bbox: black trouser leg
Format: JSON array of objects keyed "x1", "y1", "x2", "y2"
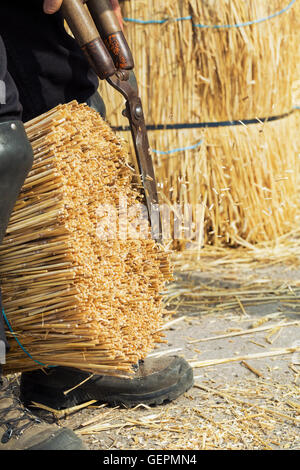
[
  {"x1": 0, "y1": 32, "x2": 34, "y2": 240},
  {"x1": 0, "y1": 33, "x2": 23, "y2": 365},
  {"x1": 0, "y1": 36, "x2": 22, "y2": 123}
]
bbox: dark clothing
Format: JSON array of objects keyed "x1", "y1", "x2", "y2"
[
  {"x1": 0, "y1": 1, "x2": 99, "y2": 122},
  {"x1": 0, "y1": 36, "x2": 22, "y2": 122}
]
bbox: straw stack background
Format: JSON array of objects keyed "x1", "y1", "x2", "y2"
[
  {"x1": 0, "y1": 102, "x2": 172, "y2": 375},
  {"x1": 101, "y1": 0, "x2": 300, "y2": 252}
]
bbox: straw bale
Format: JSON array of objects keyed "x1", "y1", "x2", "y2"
[
  {"x1": 0, "y1": 101, "x2": 172, "y2": 375},
  {"x1": 101, "y1": 0, "x2": 299, "y2": 249}
]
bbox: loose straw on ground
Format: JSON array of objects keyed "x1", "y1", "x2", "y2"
[
  {"x1": 188, "y1": 321, "x2": 300, "y2": 344},
  {"x1": 189, "y1": 346, "x2": 300, "y2": 368}
]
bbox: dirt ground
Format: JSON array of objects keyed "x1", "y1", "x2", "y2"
[
  {"x1": 67, "y1": 313, "x2": 299, "y2": 450},
  {"x1": 8, "y1": 265, "x2": 299, "y2": 451}
]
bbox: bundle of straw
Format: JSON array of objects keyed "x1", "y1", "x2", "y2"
[
  {"x1": 101, "y1": 0, "x2": 299, "y2": 248},
  {"x1": 0, "y1": 101, "x2": 172, "y2": 375}
]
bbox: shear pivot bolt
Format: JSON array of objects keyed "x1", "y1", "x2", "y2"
[{"x1": 134, "y1": 105, "x2": 143, "y2": 118}]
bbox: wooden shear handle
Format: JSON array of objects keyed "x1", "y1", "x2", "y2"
[
  {"x1": 86, "y1": 0, "x2": 134, "y2": 70},
  {"x1": 62, "y1": 0, "x2": 134, "y2": 79}
]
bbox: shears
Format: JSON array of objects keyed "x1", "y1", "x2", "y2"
[{"x1": 62, "y1": 0, "x2": 163, "y2": 244}]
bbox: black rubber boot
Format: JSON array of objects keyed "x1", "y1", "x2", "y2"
[
  {"x1": 0, "y1": 374, "x2": 87, "y2": 450},
  {"x1": 20, "y1": 356, "x2": 194, "y2": 410},
  {"x1": 0, "y1": 119, "x2": 33, "y2": 365},
  {"x1": 0, "y1": 120, "x2": 33, "y2": 243}
]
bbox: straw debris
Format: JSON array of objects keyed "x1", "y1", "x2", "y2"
[{"x1": 60, "y1": 376, "x2": 300, "y2": 450}]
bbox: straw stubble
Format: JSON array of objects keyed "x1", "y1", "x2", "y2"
[{"x1": 0, "y1": 101, "x2": 172, "y2": 375}]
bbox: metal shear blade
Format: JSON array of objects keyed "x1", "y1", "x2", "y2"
[{"x1": 107, "y1": 74, "x2": 163, "y2": 244}]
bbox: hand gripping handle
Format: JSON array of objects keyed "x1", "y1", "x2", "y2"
[{"x1": 61, "y1": 0, "x2": 116, "y2": 79}]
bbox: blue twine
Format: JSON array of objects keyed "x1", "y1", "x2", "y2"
[
  {"x1": 152, "y1": 139, "x2": 203, "y2": 156},
  {"x1": 2, "y1": 307, "x2": 57, "y2": 368},
  {"x1": 124, "y1": 0, "x2": 296, "y2": 28}
]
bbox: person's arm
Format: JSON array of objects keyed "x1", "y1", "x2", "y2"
[{"x1": 43, "y1": 0, "x2": 123, "y2": 29}]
